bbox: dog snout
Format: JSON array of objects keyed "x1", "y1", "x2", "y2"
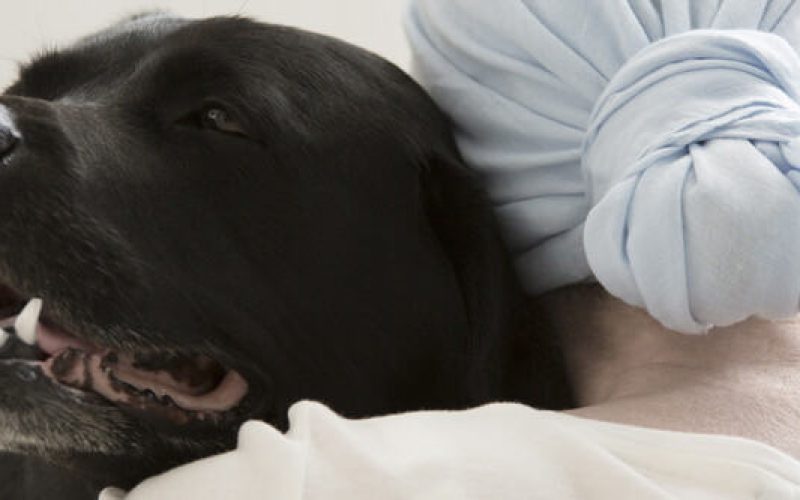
[{"x1": 0, "y1": 105, "x2": 19, "y2": 161}]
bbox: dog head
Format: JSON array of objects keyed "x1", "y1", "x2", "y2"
[{"x1": 0, "y1": 13, "x2": 570, "y2": 488}]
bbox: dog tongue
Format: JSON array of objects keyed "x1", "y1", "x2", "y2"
[{"x1": 37, "y1": 324, "x2": 96, "y2": 355}]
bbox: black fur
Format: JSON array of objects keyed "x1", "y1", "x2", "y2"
[{"x1": 0, "y1": 14, "x2": 572, "y2": 499}]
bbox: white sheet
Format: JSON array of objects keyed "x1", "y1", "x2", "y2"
[{"x1": 101, "y1": 401, "x2": 800, "y2": 499}]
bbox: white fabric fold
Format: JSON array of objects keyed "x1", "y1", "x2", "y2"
[
  {"x1": 109, "y1": 402, "x2": 800, "y2": 499},
  {"x1": 406, "y1": 0, "x2": 800, "y2": 332}
]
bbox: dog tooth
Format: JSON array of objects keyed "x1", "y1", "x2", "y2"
[
  {"x1": 15, "y1": 298, "x2": 42, "y2": 345},
  {"x1": 0, "y1": 328, "x2": 9, "y2": 348}
]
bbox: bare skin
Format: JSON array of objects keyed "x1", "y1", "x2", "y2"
[{"x1": 538, "y1": 285, "x2": 800, "y2": 458}]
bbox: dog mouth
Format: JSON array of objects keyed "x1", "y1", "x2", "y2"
[{"x1": 0, "y1": 285, "x2": 248, "y2": 426}]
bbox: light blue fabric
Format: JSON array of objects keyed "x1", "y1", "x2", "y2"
[{"x1": 406, "y1": 0, "x2": 800, "y2": 333}]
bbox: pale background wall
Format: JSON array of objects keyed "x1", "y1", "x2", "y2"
[{"x1": 0, "y1": 0, "x2": 412, "y2": 89}]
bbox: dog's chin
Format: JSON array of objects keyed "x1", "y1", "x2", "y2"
[{"x1": 0, "y1": 282, "x2": 256, "y2": 484}]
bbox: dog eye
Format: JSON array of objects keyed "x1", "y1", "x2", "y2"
[
  {"x1": 180, "y1": 105, "x2": 247, "y2": 136},
  {"x1": 201, "y1": 107, "x2": 244, "y2": 134}
]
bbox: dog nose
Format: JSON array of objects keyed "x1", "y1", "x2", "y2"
[{"x1": 0, "y1": 106, "x2": 19, "y2": 159}]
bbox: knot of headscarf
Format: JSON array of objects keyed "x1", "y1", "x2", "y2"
[
  {"x1": 406, "y1": 0, "x2": 800, "y2": 333},
  {"x1": 583, "y1": 30, "x2": 800, "y2": 332}
]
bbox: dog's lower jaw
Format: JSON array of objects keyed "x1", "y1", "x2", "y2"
[
  {"x1": 0, "y1": 355, "x2": 242, "y2": 478},
  {"x1": 0, "y1": 407, "x2": 236, "y2": 493},
  {"x1": 0, "y1": 390, "x2": 130, "y2": 457}
]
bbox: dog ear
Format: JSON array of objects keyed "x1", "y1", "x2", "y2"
[
  {"x1": 421, "y1": 149, "x2": 517, "y2": 348},
  {"x1": 421, "y1": 148, "x2": 573, "y2": 409}
]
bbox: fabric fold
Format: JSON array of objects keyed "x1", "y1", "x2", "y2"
[{"x1": 115, "y1": 401, "x2": 800, "y2": 499}]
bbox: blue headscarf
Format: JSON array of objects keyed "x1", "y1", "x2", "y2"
[{"x1": 406, "y1": 0, "x2": 800, "y2": 333}]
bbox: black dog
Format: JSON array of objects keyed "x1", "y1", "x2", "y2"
[{"x1": 0, "y1": 13, "x2": 572, "y2": 499}]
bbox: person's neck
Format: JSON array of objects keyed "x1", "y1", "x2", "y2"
[{"x1": 538, "y1": 285, "x2": 800, "y2": 457}]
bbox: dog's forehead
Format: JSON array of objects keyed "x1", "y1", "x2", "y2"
[
  {"x1": 8, "y1": 19, "x2": 195, "y2": 99},
  {"x1": 7, "y1": 15, "x2": 312, "y2": 102},
  {"x1": 74, "y1": 11, "x2": 188, "y2": 49},
  {"x1": 7, "y1": 14, "x2": 402, "y2": 113}
]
